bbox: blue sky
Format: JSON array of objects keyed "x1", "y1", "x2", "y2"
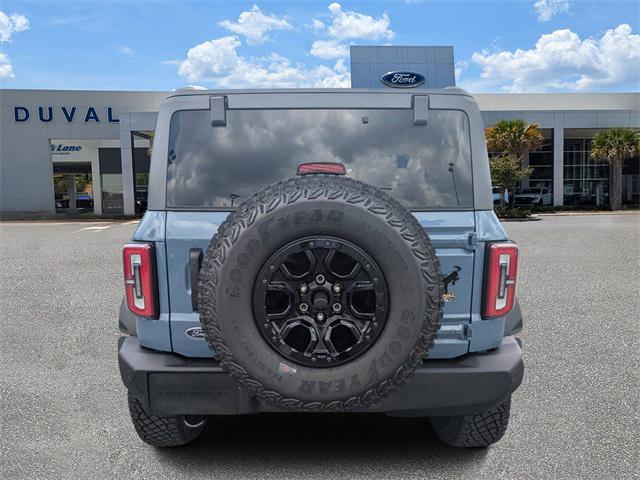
[{"x1": 1, "y1": 0, "x2": 638, "y2": 92}]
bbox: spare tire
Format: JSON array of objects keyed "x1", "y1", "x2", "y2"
[{"x1": 198, "y1": 175, "x2": 443, "y2": 411}]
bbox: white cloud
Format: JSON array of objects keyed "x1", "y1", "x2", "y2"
[
  {"x1": 534, "y1": 0, "x2": 570, "y2": 22},
  {"x1": 178, "y1": 36, "x2": 243, "y2": 82},
  {"x1": 311, "y1": 18, "x2": 325, "y2": 31},
  {"x1": 0, "y1": 11, "x2": 29, "y2": 42},
  {"x1": 0, "y1": 52, "x2": 14, "y2": 80},
  {"x1": 176, "y1": 35, "x2": 349, "y2": 88},
  {"x1": 308, "y1": 3, "x2": 393, "y2": 60},
  {"x1": 118, "y1": 46, "x2": 134, "y2": 56},
  {"x1": 323, "y1": 3, "x2": 393, "y2": 41},
  {"x1": 310, "y1": 39, "x2": 349, "y2": 59},
  {"x1": 219, "y1": 5, "x2": 291, "y2": 45},
  {"x1": 455, "y1": 60, "x2": 468, "y2": 80},
  {"x1": 312, "y1": 59, "x2": 350, "y2": 87},
  {"x1": 471, "y1": 24, "x2": 640, "y2": 92}
]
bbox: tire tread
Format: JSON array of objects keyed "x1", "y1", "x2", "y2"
[
  {"x1": 431, "y1": 397, "x2": 511, "y2": 448},
  {"x1": 127, "y1": 395, "x2": 204, "y2": 447}
]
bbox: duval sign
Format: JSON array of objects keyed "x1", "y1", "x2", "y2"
[{"x1": 14, "y1": 106, "x2": 119, "y2": 123}]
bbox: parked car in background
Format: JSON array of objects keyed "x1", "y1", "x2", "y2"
[
  {"x1": 76, "y1": 193, "x2": 94, "y2": 210},
  {"x1": 55, "y1": 193, "x2": 69, "y2": 209},
  {"x1": 54, "y1": 192, "x2": 93, "y2": 210},
  {"x1": 135, "y1": 190, "x2": 148, "y2": 214},
  {"x1": 514, "y1": 187, "x2": 552, "y2": 206}
]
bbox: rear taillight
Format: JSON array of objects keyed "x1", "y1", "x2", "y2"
[
  {"x1": 483, "y1": 242, "x2": 519, "y2": 319},
  {"x1": 123, "y1": 243, "x2": 158, "y2": 318}
]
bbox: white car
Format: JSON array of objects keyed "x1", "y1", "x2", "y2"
[{"x1": 514, "y1": 187, "x2": 552, "y2": 206}]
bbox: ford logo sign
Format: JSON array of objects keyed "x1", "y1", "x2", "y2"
[
  {"x1": 381, "y1": 71, "x2": 426, "y2": 88},
  {"x1": 185, "y1": 327, "x2": 205, "y2": 339}
]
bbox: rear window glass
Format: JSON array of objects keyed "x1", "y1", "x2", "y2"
[{"x1": 166, "y1": 108, "x2": 473, "y2": 209}]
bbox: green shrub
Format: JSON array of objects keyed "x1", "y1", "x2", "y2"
[{"x1": 495, "y1": 206, "x2": 532, "y2": 219}]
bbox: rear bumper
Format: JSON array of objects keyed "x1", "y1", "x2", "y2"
[{"x1": 119, "y1": 336, "x2": 524, "y2": 417}]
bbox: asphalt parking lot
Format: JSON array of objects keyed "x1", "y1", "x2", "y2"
[{"x1": 1, "y1": 214, "x2": 638, "y2": 479}]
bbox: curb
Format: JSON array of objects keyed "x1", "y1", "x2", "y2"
[
  {"x1": 0, "y1": 215, "x2": 140, "y2": 223},
  {"x1": 499, "y1": 216, "x2": 541, "y2": 222},
  {"x1": 535, "y1": 211, "x2": 640, "y2": 217}
]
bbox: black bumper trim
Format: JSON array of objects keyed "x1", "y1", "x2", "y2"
[{"x1": 119, "y1": 336, "x2": 524, "y2": 416}]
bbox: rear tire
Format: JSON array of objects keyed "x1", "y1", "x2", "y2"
[
  {"x1": 430, "y1": 397, "x2": 511, "y2": 448},
  {"x1": 127, "y1": 395, "x2": 206, "y2": 447}
]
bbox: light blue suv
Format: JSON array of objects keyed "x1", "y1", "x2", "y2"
[{"x1": 118, "y1": 89, "x2": 524, "y2": 448}]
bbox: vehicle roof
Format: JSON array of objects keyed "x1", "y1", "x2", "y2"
[{"x1": 168, "y1": 87, "x2": 472, "y2": 99}]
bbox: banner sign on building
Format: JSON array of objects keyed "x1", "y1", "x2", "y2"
[{"x1": 14, "y1": 106, "x2": 119, "y2": 123}]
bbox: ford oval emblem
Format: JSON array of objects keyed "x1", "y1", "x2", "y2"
[
  {"x1": 185, "y1": 327, "x2": 205, "y2": 339},
  {"x1": 381, "y1": 71, "x2": 426, "y2": 88}
]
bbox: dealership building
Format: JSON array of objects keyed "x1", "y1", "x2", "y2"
[{"x1": 1, "y1": 45, "x2": 638, "y2": 216}]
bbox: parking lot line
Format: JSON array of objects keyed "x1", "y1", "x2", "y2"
[
  {"x1": 72, "y1": 224, "x2": 113, "y2": 233},
  {"x1": 1, "y1": 221, "x2": 104, "y2": 226}
]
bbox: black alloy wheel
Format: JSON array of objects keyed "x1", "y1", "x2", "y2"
[{"x1": 253, "y1": 236, "x2": 389, "y2": 367}]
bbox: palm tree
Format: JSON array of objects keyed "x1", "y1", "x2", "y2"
[
  {"x1": 485, "y1": 119, "x2": 544, "y2": 162},
  {"x1": 590, "y1": 128, "x2": 640, "y2": 210}
]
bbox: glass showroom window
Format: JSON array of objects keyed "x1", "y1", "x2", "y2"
[
  {"x1": 131, "y1": 131, "x2": 153, "y2": 214},
  {"x1": 527, "y1": 129, "x2": 553, "y2": 191},
  {"x1": 563, "y1": 138, "x2": 610, "y2": 206},
  {"x1": 99, "y1": 148, "x2": 124, "y2": 214},
  {"x1": 133, "y1": 146, "x2": 151, "y2": 214}
]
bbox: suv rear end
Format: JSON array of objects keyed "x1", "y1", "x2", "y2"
[{"x1": 118, "y1": 89, "x2": 523, "y2": 448}]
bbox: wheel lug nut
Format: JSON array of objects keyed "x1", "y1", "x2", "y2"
[
  {"x1": 299, "y1": 303, "x2": 309, "y2": 313},
  {"x1": 332, "y1": 303, "x2": 342, "y2": 313},
  {"x1": 316, "y1": 274, "x2": 325, "y2": 284},
  {"x1": 300, "y1": 284, "x2": 308, "y2": 294},
  {"x1": 316, "y1": 313, "x2": 325, "y2": 322},
  {"x1": 333, "y1": 284, "x2": 342, "y2": 294}
]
